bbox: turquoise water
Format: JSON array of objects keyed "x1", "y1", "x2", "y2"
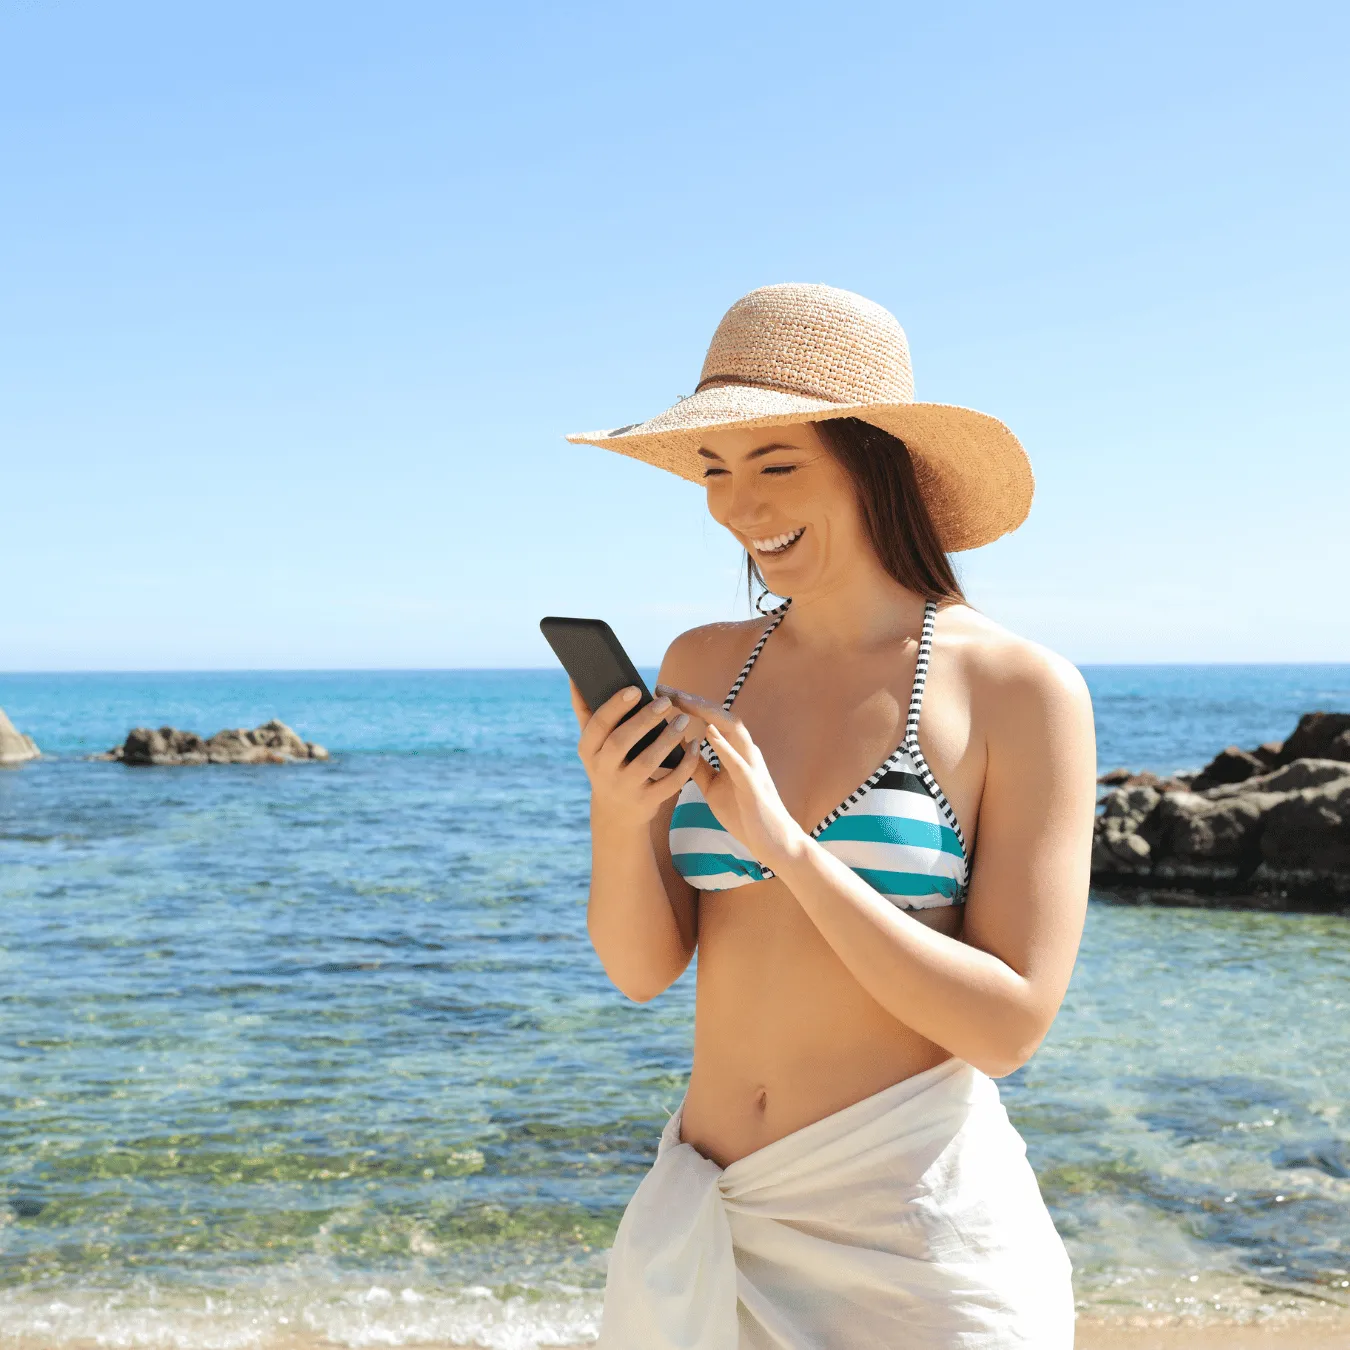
[{"x1": 1, "y1": 664, "x2": 1349, "y2": 1347}]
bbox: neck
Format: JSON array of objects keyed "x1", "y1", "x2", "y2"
[{"x1": 775, "y1": 557, "x2": 930, "y2": 653}]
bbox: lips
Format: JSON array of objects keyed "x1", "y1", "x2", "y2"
[{"x1": 751, "y1": 526, "x2": 805, "y2": 556}]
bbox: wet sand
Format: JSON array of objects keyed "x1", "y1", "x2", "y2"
[
  {"x1": 490, "y1": 1326, "x2": 1350, "y2": 1350},
  {"x1": 10, "y1": 1330, "x2": 1350, "y2": 1350},
  {"x1": 1075, "y1": 1324, "x2": 1350, "y2": 1349},
  {"x1": 531, "y1": 1324, "x2": 1350, "y2": 1350}
]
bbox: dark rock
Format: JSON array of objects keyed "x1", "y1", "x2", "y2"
[
  {"x1": 1092, "y1": 710, "x2": 1350, "y2": 910},
  {"x1": 1203, "y1": 758, "x2": 1350, "y2": 800},
  {"x1": 118, "y1": 727, "x2": 210, "y2": 766},
  {"x1": 1093, "y1": 784, "x2": 1163, "y2": 872},
  {"x1": 1190, "y1": 746, "x2": 1268, "y2": 792},
  {"x1": 99, "y1": 720, "x2": 327, "y2": 766},
  {"x1": 1157, "y1": 790, "x2": 1286, "y2": 861},
  {"x1": 1100, "y1": 784, "x2": 1162, "y2": 822},
  {"x1": 1095, "y1": 769, "x2": 1193, "y2": 793},
  {"x1": 1273, "y1": 712, "x2": 1350, "y2": 767},
  {"x1": 1260, "y1": 775, "x2": 1350, "y2": 870},
  {"x1": 0, "y1": 707, "x2": 40, "y2": 764}
]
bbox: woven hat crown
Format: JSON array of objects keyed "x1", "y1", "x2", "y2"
[{"x1": 697, "y1": 284, "x2": 916, "y2": 407}]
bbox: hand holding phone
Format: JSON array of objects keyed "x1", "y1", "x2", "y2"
[{"x1": 540, "y1": 616, "x2": 687, "y2": 771}]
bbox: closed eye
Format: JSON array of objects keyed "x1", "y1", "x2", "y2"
[{"x1": 701, "y1": 463, "x2": 797, "y2": 479}]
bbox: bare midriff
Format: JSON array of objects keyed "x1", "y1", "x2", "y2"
[{"x1": 678, "y1": 878, "x2": 965, "y2": 1168}]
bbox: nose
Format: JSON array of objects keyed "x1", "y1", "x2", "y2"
[{"x1": 721, "y1": 472, "x2": 773, "y2": 535}]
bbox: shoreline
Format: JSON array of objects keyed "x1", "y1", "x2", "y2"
[{"x1": 10, "y1": 1318, "x2": 1350, "y2": 1350}]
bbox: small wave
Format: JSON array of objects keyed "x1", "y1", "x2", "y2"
[{"x1": 0, "y1": 1280, "x2": 601, "y2": 1349}]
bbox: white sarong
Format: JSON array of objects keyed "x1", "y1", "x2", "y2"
[{"x1": 599, "y1": 1057, "x2": 1074, "y2": 1348}]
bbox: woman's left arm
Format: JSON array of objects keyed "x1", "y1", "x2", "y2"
[{"x1": 663, "y1": 646, "x2": 1098, "y2": 1078}]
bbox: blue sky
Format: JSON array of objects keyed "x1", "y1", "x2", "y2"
[{"x1": 2, "y1": 1, "x2": 1346, "y2": 670}]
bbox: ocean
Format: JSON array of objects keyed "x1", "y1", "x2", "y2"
[{"x1": 2, "y1": 663, "x2": 1349, "y2": 1347}]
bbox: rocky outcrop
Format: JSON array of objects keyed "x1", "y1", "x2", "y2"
[
  {"x1": 95, "y1": 719, "x2": 328, "y2": 766},
  {"x1": 0, "y1": 707, "x2": 40, "y2": 764},
  {"x1": 1096, "y1": 767, "x2": 1197, "y2": 793},
  {"x1": 1093, "y1": 713, "x2": 1350, "y2": 911}
]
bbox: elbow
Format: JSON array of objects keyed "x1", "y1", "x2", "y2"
[
  {"x1": 979, "y1": 1053, "x2": 1029, "y2": 1080},
  {"x1": 607, "y1": 957, "x2": 691, "y2": 1004},
  {"x1": 607, "y1": 962, "x2": 680, "y2": 1004},
  {"x1": 619, "y1": 979, "x2": 664, "y2": 1005},
  {"x1": 978, "y1": 1033, "x2": 1046, "y2": 1080}
]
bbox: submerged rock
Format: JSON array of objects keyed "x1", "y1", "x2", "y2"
[
  {"x1": 0, "y1": 707, "x2": 40, "y2": 764},
  {"x1": 1093, "y1": 713, "x2": 1350, "y2": 911},
  {"x1": 96, "y1": 719, "x2": 328, "y2": 766}
]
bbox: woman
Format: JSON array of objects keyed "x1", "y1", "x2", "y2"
[{"x1": 565, "y1": 284, "x2": 1097, "y2": 1348}]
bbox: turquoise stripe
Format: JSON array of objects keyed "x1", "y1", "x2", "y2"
[
  {"x1": 817, "y1": 813, "x2": 964, "y2": 859},
  {"x1": 670, "y1": 800, "x2": 725, "y2": 833},
  {"x1": 851, "y1": 867, "x2": 962, "y2": 899},
  {"x1": 673, "y1": 851, "x2": 766, "y2": 882}
]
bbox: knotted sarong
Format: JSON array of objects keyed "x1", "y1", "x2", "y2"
[{"x1": 599, "y1": 1057, "x2": 1074, "y2": 1348}]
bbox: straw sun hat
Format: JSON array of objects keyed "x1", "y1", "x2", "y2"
[{"x1": 566, "y1": 283, "x2": 1033, "y2": 552}]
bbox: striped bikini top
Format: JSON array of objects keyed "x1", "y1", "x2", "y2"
[{"x1": 668, "y1": 599, "x2": 970, "y2": 909}]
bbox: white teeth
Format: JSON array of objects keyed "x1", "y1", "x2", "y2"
[{"x1": 752, "y1": 527, "x2": 804, "y2": 554}]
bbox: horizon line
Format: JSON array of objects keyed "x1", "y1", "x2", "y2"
[{"x1": 5, "y1": 660, "x2": 1350, "y2": 677}]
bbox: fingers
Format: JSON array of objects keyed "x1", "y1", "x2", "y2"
[
  {"x1": 601, "y1": 695, "x2": 680, "y2": 765},
  {"x1": 642, "y1": 732, "x2": 704, "y2": 803},
  {"x1": 577, "y1": 685, "x2": 643, "y2": 759},
  {"x1": 659, "y1": 684, "x2": 757, "y2": 759},
  {"x1": 655, "y1": 683, "x2": 723, "y2": 724},
  {"x1": 629, "y1": 710, "x2": 702, "y2": 780}
]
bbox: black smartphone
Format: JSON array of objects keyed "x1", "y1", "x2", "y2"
[{"x1": 539, "y1": 616, "x2": 685, "y2": 771}]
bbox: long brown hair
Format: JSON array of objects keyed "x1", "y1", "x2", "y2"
[{"x1": 745, "y1": 416, "x2": 968, "y2": 608}]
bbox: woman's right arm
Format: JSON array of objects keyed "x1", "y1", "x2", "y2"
[{"x1": 571, "y1": 644, "x2": 707, "y2": 1003}]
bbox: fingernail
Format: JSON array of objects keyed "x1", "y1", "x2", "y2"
[
  {"x1": 671, "y1": 713, "x2": 689, "y2": 732},
  {"x1": 622, "y1": 687, "x2": 640, "y2": 703},
  {"x1": 652, "y1": 695, "x2": 671, "y2": 712}
]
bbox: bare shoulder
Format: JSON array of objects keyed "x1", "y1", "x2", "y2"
[
  {"x1": 939, "y1": 602, "x2": 1094, "y2": 744},
  {"x1": 657, "y1": 618, "x2": 767, "y2": 704}
]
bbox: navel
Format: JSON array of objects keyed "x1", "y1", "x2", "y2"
[{"x1": 753, "y1": 1085, "x2": 768, "y2": 1114}]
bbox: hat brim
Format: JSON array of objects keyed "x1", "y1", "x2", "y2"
[{"x1": 566, "y1": 383, "x2": 1033, "y2": 553}]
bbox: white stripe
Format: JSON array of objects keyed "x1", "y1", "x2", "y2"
[
  {"x1": 821, "y1": 838, "x2": 962, "y2": 877},
  {"x1": 668, "y1": 825, "x2": 761, "y2": 863},
  {"x1": 686, "y1": 869, "x2": 761, "y2": 891}
]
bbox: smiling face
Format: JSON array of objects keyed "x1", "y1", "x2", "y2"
[{"x1": 698, "y1": 422, "x2": 878, "y2": 600}]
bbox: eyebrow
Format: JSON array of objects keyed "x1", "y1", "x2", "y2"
[{"x1": 696, "y1": 442, "x2": 800, "y2": 461}]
